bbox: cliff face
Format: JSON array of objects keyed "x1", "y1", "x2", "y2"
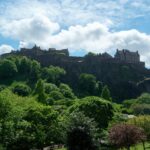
[
  {"x1": 138, "y1": 78, "x2": 150, "y2": 93},
  {"x1": 2, "y1": 47, "x2": 150, "y2": 101}
]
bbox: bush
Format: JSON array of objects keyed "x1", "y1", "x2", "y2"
[
  {"x1": 0, "y1": 85, "x2": 6, "y2": 92},
  {"x1": 128, "y1": 115, "x2": 150, "y2": 140},
  {"x1": 68, "y1": 96, "x2": 114, "y2": 128},
  {"x1": 0, "y1": 59, "x2": 18, "y2": 79},
  {"x1": 131, "y1": 104, "x2": 150, "y2": 115},
  {"x1": 44, "y1": 83, "x2": 59, "y2": 94},
  {"x1": 12, "y1": 83, "x2": 31, "y2": 96},
  {"x1": 65, "y1": 112, "x2": 98, "y2": 150},
  {"x1": 109, "y1": 124, "x2": 146, "y2": 150},
  {"x1": 42, "y1": 66, "x2": 66, "y2": 84},
  {"x1": 59, "y1": 83, "x2": 76, "y2": 99},
  {"x1": 79, "y1": 73, "x2": 97, "y2": 95},
  {"x1": 123, "y1": 93, "x2": 150, "y2": 115},
  {"x1": 49, "y1": 91, "x2": 64, "y2": 101}
]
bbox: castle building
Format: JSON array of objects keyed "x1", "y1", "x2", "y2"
[
  {"x1": 115, "y1": 49, "x2": 140, "y2": 63},
  {"x1": 1, "y1": 46, "x2": 145, "y2": 68}
]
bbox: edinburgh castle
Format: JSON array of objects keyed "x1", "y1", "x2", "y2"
[
  {"x1": 1, "y1": 45, "x2": 150, "y2": 101},
  {"x1": 3, "y1": 45, "x2": 145, "y2": 68}
]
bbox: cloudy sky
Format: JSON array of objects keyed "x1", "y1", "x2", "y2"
[{"x1": 1, "y1": 0, "x2": 150, "y2": 66}]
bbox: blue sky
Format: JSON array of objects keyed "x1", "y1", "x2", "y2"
[{"x1": 1, "y1": 0, "x2": 150, "y2": 66}]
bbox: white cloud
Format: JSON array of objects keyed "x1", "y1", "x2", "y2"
[
  {"x1": 0, "y1": 45, "x2": 14, "y2": 54},
  {"x1": 1, "y1": 15, "x2": 150, "y2": 67},
  {"x1": 1, "y1": 0, "x2": 150, "y2": 67},
  {"x1": 1, "y1": 0, "x2": 150, "y2": 28},
  {"x1": 0, "y1": 15, "x2": 60, "y2": 45}
]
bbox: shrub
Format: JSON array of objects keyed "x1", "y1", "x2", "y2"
[
  {"x1": 12, "y1": 83, "x2": 31, "y2": 96},
  {"x1": 131, "y1": 104, "x2": 150, "y2": 115},
  {"x1": 0, "y1": 59, "x2": 18, "y2": 78},
  {"x1": 44, "y1": 83, "x2": 59, "y2": 94},
  {"x1": 68, "y1": 96, "x2": 114, "y2": 128},
  {"x1": 59, "y1": 83, "x2": 76, "y2": 99},
  {"x1": 128, "y1": 115, "x2": 150, "y2": 140},
  {"x1": 49, "y1": 91, "x2": 64, "y2": 101},
  {"x1": 109, "y1": 124, "x2": 146, "y2": 150},
  {"x1": 65, "y1": 112, "x2": 98, "y2": 150}
]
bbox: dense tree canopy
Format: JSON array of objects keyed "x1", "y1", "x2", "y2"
[
  {"x1": 65, "y1": 112, "x2": 98, "y2": 150},
  {"x1": 12, "y1": 82, "x2": 31, "y2": 96},
  {"x1": 0, "y1": 59, "x2": 18, "y2": 78},
  {"x1": 79, "y1": 73, "x2": 97, "y2": 96},
  {"x1": 68, "y1": 96, "x2": 114, "y2": 128},
  {"x1": 0, "y1": 54, "x2": 149, "y2": 149},
  {"x1": 42, "y1": 66, "x2": 66, "y2": 84}
]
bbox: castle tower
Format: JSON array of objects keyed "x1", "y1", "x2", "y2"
[{"x1": 115, "y1": 49, "x2": 140, "y2": 63}]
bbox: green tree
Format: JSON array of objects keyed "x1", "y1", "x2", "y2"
[
  {"x1": 131, "y1": 104, "x2": 150, "y2": 115},
  {"x1": 79, "y1": 73, "x2": 97, "y2": 96},
  {"x1": 19, "y1": 56, "x2": 32, "y2": 74},
  {"x1": 0, "y1": 59, "x2": 18, "y2": 79},
  {"x1": 0, "y1": 89, "x2": 25, "y2": 149},
  {"x1": 42, "y1": 66, "x2": 66, "y2": 84},
  {"x1": 68, "y1": 96, "x2": 114, "y2": 128},
  {"x1": 59, "y1": 83, "x2": 76, "y2": 99},
  {"x1": 12, "y1": 83, "x2": 31, "y2": 96},
  {"x1": 49, "y1": 91, "x2": 64, "y2": 101},
  {"x1": 24, "y1": 105, "x2": 60, "y2": 149},
  {"x1": 101, "y1": 85, "x2": 112, "y2": 101},
  {"x1": 34, "y1": 79, "x2": 46, "y2": 103},
  {"x1": 44, "y1": 83, "x2": 59, "y2": 94},
  {"x1": 128, "y1": 115, "x2": 150, "y2": 140},
  {"x1": 65, "y1": 112, "x2": 98, "y2": 150},
  {"x1": 96, "y1": 81, "x2": 103, "y2": 96},
  {"x1": 29, "y1": 60, "x2": 41, "y2": 82}
]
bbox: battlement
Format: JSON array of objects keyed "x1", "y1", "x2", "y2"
[{"x1": 19, "y1": 45, "x2": 69, "y2": 57}]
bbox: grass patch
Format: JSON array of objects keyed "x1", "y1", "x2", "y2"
[
  {"x1": 57, "y1": 142, "x2": 150, "y2": 150},
  {"x1": 121, "y1": 142, "x2": 150, "y2": 150}
]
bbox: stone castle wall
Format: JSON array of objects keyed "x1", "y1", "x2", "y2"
[{"x1": 1, "y1": 46, "x2": 145, "y2": 68}]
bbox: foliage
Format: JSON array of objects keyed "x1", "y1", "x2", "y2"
[
  {"x1": 0, "y1": 54, "x2": 150, "y2": 149},
  {"x1": 128, "y1": 115, "x2": 150, "y2": 140},
  {"x1": 29, "y1": 60, "x2": 41, "y2": 81},
  {"x1": 79, "y1": 73, "x2": 97, "y2": 96},
  {"x1": 123, "y1": 93, "x2": 150, "y2": 115},
  {"x1": 0, "y1": 89, "x2": 62, "y2": 149},
  {"x1": 49, "y1": 91, "x2": 64, "y2": 101},
  {"x1": 109, "y1": 124, "x2": 146, "y2": 150},
  {"x1": 59, "y1": 83, "x2": 76, "y2": 99},
  {"x1": 24, "y1": 104, "x2": 61, "y2": 149},
  {"x1": 44, "y1": 83, "x2": 59, "y2": 94},
  {"x1": 0, "y1": 59, "x2": 18, "y2": 79},
  {"x1": 101, "y1": 85, "x2": 112, "y2": 101},
  {"x1": 68, "y1": 96, "x2": 114, "y2": 128},
  {"x1": 0, "y1": 85, "x2": 6, "y2": 92},
  {"x1": 65, "y1": 112, "x2": 99, "y2": 150},
  {"x1": 131, "y1": 104, "x2": 150, "y2": 115},
  {"x1": 34, "y1": 79, "x2": 47, "y2": 103},
  {"x1": 0, "y1": 89, "x2": 28, "y2": 149},
  {"x1": 11, "y1": 82, "x2": 31, "y2": 96},
  {"x1": 18, "y1": 56, "x2": 32, "y2": 74},
  {"x1": 42, "y1": 66, "x2": 66, "y2": 84}
]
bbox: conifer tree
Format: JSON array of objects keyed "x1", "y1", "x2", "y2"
[
  {"x1": 35, "y1": 79, "x2": 46, "y2": 103},
  {"x1": 101, "y1": 85, "x2": 112, "y2": 101}
]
